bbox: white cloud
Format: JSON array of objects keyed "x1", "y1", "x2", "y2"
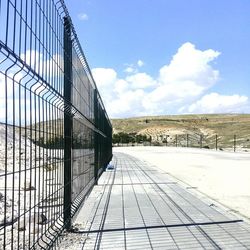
[
  {"x1": 92, "y1": 42, "x2": 248, "y2": 118},
  {"x1": 124, "y1": 59, "x2": 144, "y2": 74},
  {"x1": 183, "y1": 93, "x2": 249, "y2": 114},
  {"x1": 92, "y1": 68, "x2": 118, "y2": 103},
  {"x1": 108, "y1": 90, "x2": 145, "y2": 117},
  {"x1": 159, "y1": 43, "x2": 220, "y2": 85},
  {"x1": 92, "y1": 69, "x2": 147, "y2": 116},
  {"x1": 126, "y1": 73, "x2": 156, "y2": 89},
  {"x1": 92, "y1": 68, "x2": 117, "y2": 87},
  {"x1": 78, "y1": 13, "x2": 89, "y2": 21},
  {"x1": 124, "y1": 67, "x2": 136, "y2": 74},
  {"x1": 137, "y1": 60, "x2": 144, "y2": 67},
  {"x1": 114, "y1": 79, "x2": 129, "y2": 94}
]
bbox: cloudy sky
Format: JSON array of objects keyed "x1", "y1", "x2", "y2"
[{"x1": 66, "y1": 0, "x2": 250, "y2": 118}]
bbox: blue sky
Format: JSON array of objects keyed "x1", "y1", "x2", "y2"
[{"x1": 65, "y1": 0, "x2": 250, "y2": 118}]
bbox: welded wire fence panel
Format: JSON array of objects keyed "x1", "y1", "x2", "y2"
[
  {"x1": 112, "y1": 133, "x2": 250, "y2": 152},
  {"x1": 186, "y1": 133, "x2": 202, "y2": 148},
  {"x1": 0, "y1": 0, "x2": 112, "y2": 249}
]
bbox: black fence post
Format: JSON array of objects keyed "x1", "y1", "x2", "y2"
[
  {"x1": 94, "y1": 89, "x2": 99, "y2": 184},
  {"x1": 63, "y1": 16, "x2": 73, "y2": 231},
  {"x1": 215, "y1": 134, "x2": 218, "y2": 150},
  {"x1": 186, "y1": 134, "x2": 189, "y2": 147},
  {"x1": 234, "y1": 134, "x2": 236, "y2": 152}
]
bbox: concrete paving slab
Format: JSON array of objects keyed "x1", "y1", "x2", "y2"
[
  {"x1": 60, "y1": 152, "x2": 250, "y2": 249},
  {"x1": 114, "y1": 146, "x2": 250, "y2": 220}
]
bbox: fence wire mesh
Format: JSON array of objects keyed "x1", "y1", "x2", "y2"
[
  {"x1": 113, "y1": 133, "x2": 248, "y2": 152},
  {"x1": 0, "y1": 0, "x2": 112, "y2": 249}
]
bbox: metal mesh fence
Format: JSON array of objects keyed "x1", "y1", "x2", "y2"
[
  {"x1": 113, "y1": 133, "x2": 249, "y2": 152},
  {"x1": 0, "y1": 0, "x2": 112, "y2": 249}
]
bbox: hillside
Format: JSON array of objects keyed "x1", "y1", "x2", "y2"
[{"x1": 111, "y1": 114, "x2": 250, "y2": 150}]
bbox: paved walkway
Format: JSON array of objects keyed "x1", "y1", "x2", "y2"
[{"x1": 71, "y1": 152, "x2": 250, "y2": 249}]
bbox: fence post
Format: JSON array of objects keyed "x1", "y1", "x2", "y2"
[
  {"x1": 215, "y1": 134, "x2": 218, "y2": 150},
  {"x1": 186, "y1": 134, "x2": 189, "y2": 147},
  {"x1": 200, "y1": 134, "x2": 203, "y2": 148},
  {"x1": 94, "y1": 89, "x2": 99, "y2": 184},
  {"x1": 234, "y1": 134, "x2": 236, "y2": 152},
  {"x1": 63, "y1": 17, "x2": 73, "y2": 230},
  {"x1": 176, "y1": 134, "x2": 178, "y2": 147}
]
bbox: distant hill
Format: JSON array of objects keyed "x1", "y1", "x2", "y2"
[{"x1": 111, "y1": 114, "x2": 250, "y2": 151}]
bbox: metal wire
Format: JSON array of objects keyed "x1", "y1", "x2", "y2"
[{"x1": 0, "y1": 0, "x2": 112, "y2": 249}]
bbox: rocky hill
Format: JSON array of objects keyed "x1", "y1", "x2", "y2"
[{"x1": 111, "y1": 114, "x2": 250, "y2": 150}]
